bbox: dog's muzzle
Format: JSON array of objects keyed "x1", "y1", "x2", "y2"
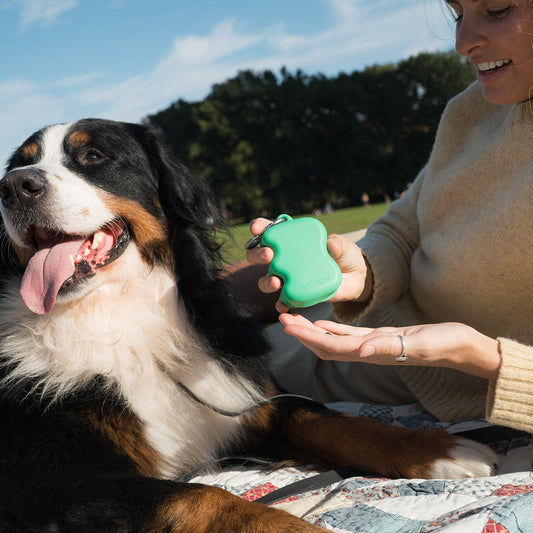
[{"x1": 0, "y1": 168, "x2": 47, "y2": 210}]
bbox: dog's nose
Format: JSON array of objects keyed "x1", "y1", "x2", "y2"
[{"x1": 0, "y1": 168, "x2": 47, "y2": 208}]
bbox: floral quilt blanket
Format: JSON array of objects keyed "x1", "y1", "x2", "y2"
[{"x1": 193, "y1": 403, "x2": 533, "y2": 533}]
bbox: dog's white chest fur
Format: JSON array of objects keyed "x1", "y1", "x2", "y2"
[{"x1": 0, "y1": 245, "x2": 263, "y2": 478}]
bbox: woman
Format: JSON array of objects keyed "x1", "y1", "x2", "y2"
[{"x1": 246, "y1": 0, "x2": 533, "y2": 432}]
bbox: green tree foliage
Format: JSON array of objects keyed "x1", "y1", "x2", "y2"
[{"x1": 145, "y1": 50, "x2": 475, "y2": 220}]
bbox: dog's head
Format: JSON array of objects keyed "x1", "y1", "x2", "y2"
[{"x1": 0, "y1": 119, "x2": 267, "y2": 358}]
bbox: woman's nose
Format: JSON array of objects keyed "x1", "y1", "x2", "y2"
[{"x1": 455, "y1": 16, "x2": 486, "y2": 57}]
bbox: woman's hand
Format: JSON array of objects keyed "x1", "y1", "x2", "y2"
[
  {"x1": 245, "y1": 218, "x2": 373, "y2": 313},
  {"x1": 279, "y1": 314, "x2": 502, "y2": 380}
]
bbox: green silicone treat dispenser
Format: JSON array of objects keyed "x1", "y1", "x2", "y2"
[{"x1": 249, "y1": 214, "x2": 342, "y2": 308}]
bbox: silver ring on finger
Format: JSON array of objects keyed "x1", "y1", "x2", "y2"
[{"x1": 395, "y1": 335, "x2": 408, "y2": 362}]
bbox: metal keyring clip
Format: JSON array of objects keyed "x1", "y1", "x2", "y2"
[{"x1": 244, "y1": 216, "x2": 287, "y2": 250}]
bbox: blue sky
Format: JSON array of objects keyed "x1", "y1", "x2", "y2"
[{"x1": 0, "y1": 0, "x2": 455, "y2": 166}]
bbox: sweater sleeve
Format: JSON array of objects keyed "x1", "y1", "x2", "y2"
[
  {"x1": 332, "y1": 166, "x2": 426, "y2": 325},
  {"x1": 486, "y1": 337, "x2": 533, "y2": 433}
]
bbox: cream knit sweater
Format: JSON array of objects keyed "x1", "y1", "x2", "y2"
[{"x1": 333, "y1": 82, "x2": 533, "y2": 432}]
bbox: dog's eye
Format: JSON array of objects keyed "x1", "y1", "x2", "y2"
[{"x1": 80, "y1": 149, "x2": 106, "y2": 165}]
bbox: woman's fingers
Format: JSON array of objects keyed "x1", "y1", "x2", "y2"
[
  {"x1": 279, "y1": 316, "x2": 420, "y2": 363},
  {"x1": 326, "y1": 234, "x2": 373, "y2": 302},
  {"x1": 357, "y1": 334, "x2": 407, "y2": 359},
  {"x1": 280, "y1": 314, "x2": 363, "y2": 359},
  {"x1": 249, "y1": 217, "x2": 272, "y2": 235},
  {"x1": 279, "y1": 313, "x2": 329, "y2": 333}
]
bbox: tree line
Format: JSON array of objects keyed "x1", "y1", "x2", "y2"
[{"x1": 145, "y1": 50, "x2": 475, "y2": 221}]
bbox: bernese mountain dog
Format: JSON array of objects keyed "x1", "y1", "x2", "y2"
[{"x1": 0, "y1": 119, "x2": 496, "y2": 532}]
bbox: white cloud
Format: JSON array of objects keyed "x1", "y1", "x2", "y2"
[
  {"x1": 93, "y1": 19, "x2": 265, "y2": 120},
  {"x1": 52, "y1": 72, "x2": 105, "y2": 89},
  {"x1": 0, "y1": 0, "x2": 456, "y2": 164},
  {"x1": 262, "y1": 0, "x2": 454, "y2": 74},
  {"x1": 327, "y1": 0, "x2": 361, "y2": 24},
  {"x1": 0, "y1": 78, "x2": 36, "y2": 102},
  {"x1": 16, "y1": 0, "x2": 79, "y2": 30},
  {"x1": 0, "y1": 91, "x2": 68, "y2": 169},
  {"x1": 114, "y1": 1, "x2": 452, "y2": 120},
  {"x1": 168, "y1": 19, "x2": 262, "y2": 65}
]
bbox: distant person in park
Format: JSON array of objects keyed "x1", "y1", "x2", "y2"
[{"x1": 240, "y1": 0, "x2": 533, "y2": 433}]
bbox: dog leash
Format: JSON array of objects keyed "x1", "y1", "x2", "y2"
[
  {"x1": 449, "y1": 425, "x2": 529, "y2": 444},
  {"x1": 174, "y1": 380, "x2": 323, "y2": 417},
  {"x1": 174, "y1": 381, "x2": 530, "y2": 503},
  {"x1": 178, "y1": 425, "x2": 529, "y2": 504},
  {"x1": 254, "y1": 425, "x2": 530, "y2": 505},
  {"x1": 254, "y1": 466, "x2": 362, "y2": 505}
]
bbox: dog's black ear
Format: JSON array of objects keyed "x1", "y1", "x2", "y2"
[{"x1": 129, "y1": 124, "x2": 270, "y2": 364}]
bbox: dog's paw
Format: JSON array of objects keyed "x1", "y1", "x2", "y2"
[{"x1": 427, "y1": 437, "x2": 499, "y2": 479}]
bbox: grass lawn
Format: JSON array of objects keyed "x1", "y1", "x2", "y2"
[{"x1": 219, "y1": 203, "x2": 389, "y2": 264}]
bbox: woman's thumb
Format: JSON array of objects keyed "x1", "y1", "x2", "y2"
[{"x1": 327, "y1": 234, "x2": 363, "y2": 273}]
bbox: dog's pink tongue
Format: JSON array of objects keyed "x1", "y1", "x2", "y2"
[{"x1": 20, "y1": 237, "x2": 86, "y2": 314}]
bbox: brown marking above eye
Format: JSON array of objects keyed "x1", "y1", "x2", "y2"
[
  {"x1": 21, "y1": 142, "x2": 38, "y2": 160},
  {"x1": 69, "y1": 131, "x2": 91, "y2": 147}
]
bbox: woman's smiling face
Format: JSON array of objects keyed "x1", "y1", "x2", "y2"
[{"x1": 447, "y1": 0, "x2": 533, "y2": 104}]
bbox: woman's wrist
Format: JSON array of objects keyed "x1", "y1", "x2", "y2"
[{"x1": 450, "y1": 325, "x2": 501, "y2": 380}]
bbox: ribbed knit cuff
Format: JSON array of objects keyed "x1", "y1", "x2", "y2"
[{"x1": 486, "y1": 338, "x2": 533, "y2": 433}]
